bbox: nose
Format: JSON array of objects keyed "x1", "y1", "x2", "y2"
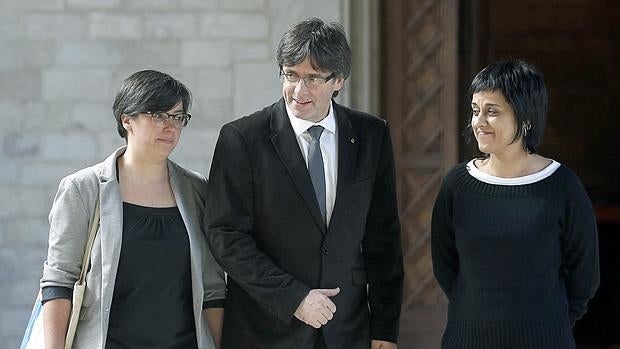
[
  {"x1": 293, "y1": 79, "x2": 310, "y2": 93},
  {"x1": 471, "y1": 112, "x2": 487, "y2": 128}
]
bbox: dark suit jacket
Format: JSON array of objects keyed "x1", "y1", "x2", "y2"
[{"x1": 206, "y1": 99, "x2": 404, "y2": 349}]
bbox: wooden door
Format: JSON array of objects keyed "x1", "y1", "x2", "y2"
[{"x1": 381, "y1": 0, "x2": 459, "y2": 347}]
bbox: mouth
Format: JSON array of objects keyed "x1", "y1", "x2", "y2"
[
  {"x1": 157, "y1": 138, "x2": 174, "y2": 144},
  {"x1": 293, "y1": 98, "x2": 312, "y2": 106},
  {"x1": 476, "y1": 130, "x2": 493, "y2": 136}
]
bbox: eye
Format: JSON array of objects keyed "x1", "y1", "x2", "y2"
[
  {"x1": 487, "y1": 109, "x2": 498, "y2": 116},
  {"x1": 153, "y1": 112, "x2": 168, "y2": 120},
  {"x1": 472, "y1": 108, "x2": 480, "y2": 116},
  {"x1": 284, "y1": 73, "x2": 299, "y2": 82}
]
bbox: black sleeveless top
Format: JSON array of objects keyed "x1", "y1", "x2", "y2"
[{"x1": 105, "y1": 202, "x2": 197, "y2": 349}]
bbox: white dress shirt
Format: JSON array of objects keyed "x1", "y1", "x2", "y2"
[{"x1": 286, "y1": 101, "x2": 338, "y2": 224}]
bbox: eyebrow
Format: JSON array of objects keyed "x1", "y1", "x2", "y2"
[
  {"x1": 471, "y1": 102, "x2": 502, "y2": 108},
  {"x1": 282, "y1": 69, "x2": 325, "y2": 78}
]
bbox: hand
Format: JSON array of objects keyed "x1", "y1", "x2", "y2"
[
  {"x1": 371, "y1": 340, "x2": 397, "y2": 349},
  {"x1": 294, "y1": 288, "x2": 340, "y2": 328}
]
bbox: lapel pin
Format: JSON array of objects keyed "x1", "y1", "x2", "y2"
[{"x1": 350, "y1": 138, "x2": 355, "y2": 144}]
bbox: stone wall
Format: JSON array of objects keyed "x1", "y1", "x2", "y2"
[{"x1": 0, "y1": 0, "x2": 346, "y2": 346}]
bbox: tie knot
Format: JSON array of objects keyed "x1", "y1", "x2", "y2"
[{"x1": 307, "y1": 125, "x2": 324, "y2": 141}]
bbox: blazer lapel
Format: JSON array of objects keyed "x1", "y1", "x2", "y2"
[
  {"x1": 328, "y1": 103, "x2": 358, "y2": 232},
  {"x1": 97, "y1": 147, "x2": 125, "y2": 315},
  {"x1": 168, "y1": 162, "x2": 196, "y2": 237},
  {"x1": 269, "y1": 99, "x2": 326, "y2": 232},
  {"x1": 168, "y1": 163, "x2": 203, "y2": 299}
]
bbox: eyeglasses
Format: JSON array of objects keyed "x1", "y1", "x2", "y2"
[
  {"x1": 280, "y1": 72, "x2": 335, "y2": 88},
  {"x1": 146, "y1": 111, "x2": 191, "y2": 128}
]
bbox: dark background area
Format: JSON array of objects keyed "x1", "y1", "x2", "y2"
[{"x1": 460, "y1": 1, "x2": 620, "y2": 347}]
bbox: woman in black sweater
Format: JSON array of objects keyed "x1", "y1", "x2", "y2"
[{"x1": 431, "y1": 60, "x2": 600, "y2": 348}]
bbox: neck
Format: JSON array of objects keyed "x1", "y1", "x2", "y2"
[
  {"x1": 119, "y1": 146, "x2": 168, "y2": 182},
  {"x1": 480, "y1": 150, "x2": 535, "y2": 178}
]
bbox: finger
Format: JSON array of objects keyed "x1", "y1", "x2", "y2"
[
  {"x1": 317, "y1": 287, "x2": 340, "y2": 297},
  {"x1": 307, "y1": 319, "x2": 321, "y2": 328},
  {"x1": 308, "y1": 289, "x2": 320, "y2": 297},
  {"x1": 323, "y1": 298, "x2": 337, "y2": 313},
  {"x1": 308, "y1": 307, "x2": 331, "y2": 322},
  {"x1": 318, "y1": 306, "x2": 333, "y2": 319},
  {"x1": 324, "y1": 309, "x2": 334, "y2": 321}
]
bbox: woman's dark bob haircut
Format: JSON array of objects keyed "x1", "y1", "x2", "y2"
[
  {"x1": 112, "y1": 70, "x2": 191, "y2": 139},
  {"x1": 276, "y1": 17, "x2": 351, "y2": 97},
  {"x1": 466, "y1": 59, "x2": 548, "y2": 157}
]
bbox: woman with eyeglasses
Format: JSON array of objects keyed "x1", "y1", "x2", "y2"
[{"x1": 39, "y1": 70, "x2": 225, "y2": 349}]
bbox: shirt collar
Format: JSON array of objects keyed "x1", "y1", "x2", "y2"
[{"x1": 286, "y1": 100, "x2": 337, "y2": 137}]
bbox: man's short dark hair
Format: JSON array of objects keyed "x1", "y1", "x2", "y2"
[
  {"x1": 465, "y1": 59, "x2": 549, "y2": 156},
  {"x1": 276, "y1": 18, "x2": 351, "y2": 97},
  {"x1": 112, "y1": 70, "x2": 191, "y2": 139}
]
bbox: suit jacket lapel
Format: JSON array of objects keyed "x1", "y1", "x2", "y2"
[
  {"x1": 269, "y1": 99, "x2": 326, "y2": 232},
  {"x1": 328, "y1": 103, "x2": 358, "y2": 232}
]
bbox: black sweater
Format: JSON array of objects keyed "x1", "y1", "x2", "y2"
[{"x1": 431, "y1": 162, "x2": 600, "y2": 349}]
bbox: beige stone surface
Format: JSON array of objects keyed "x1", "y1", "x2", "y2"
[{"x1": 0, "y1": 2, "x2": 347, "y2": 347}]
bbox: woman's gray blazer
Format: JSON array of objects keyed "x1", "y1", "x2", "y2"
[{"x1": 40, "y1": 146, "x2": 226, "y2": 349}]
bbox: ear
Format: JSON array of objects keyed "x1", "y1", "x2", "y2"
[
  {"x1": 333, "y1": 76, "x2": 345, "y2": 92},
  {"x1": 121, "y1": 114, "x2": 132, "y2": 131}
]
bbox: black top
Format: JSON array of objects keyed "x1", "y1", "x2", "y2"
[
  {"x1": 105, "y1": 202, "x2": 196, "y2": 349},
  {"x1": 431, "y1": 162, "x2": 600, "y2": 349},
  {"x1": 42, "y1": 199, "x2": 225, "y2": 346}
]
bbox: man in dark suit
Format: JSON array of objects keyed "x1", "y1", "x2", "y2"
[{"x1": 206, "y1": 18, "x2": 404, "y2": 349}]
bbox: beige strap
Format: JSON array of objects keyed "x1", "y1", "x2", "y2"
[{"x1": 64, "y1": 194, "x2": 100, "y2": 348}]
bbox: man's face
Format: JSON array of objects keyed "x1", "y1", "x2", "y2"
[{"x1": 281, "y1": 58, "x2": 344, "y2": 122}]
